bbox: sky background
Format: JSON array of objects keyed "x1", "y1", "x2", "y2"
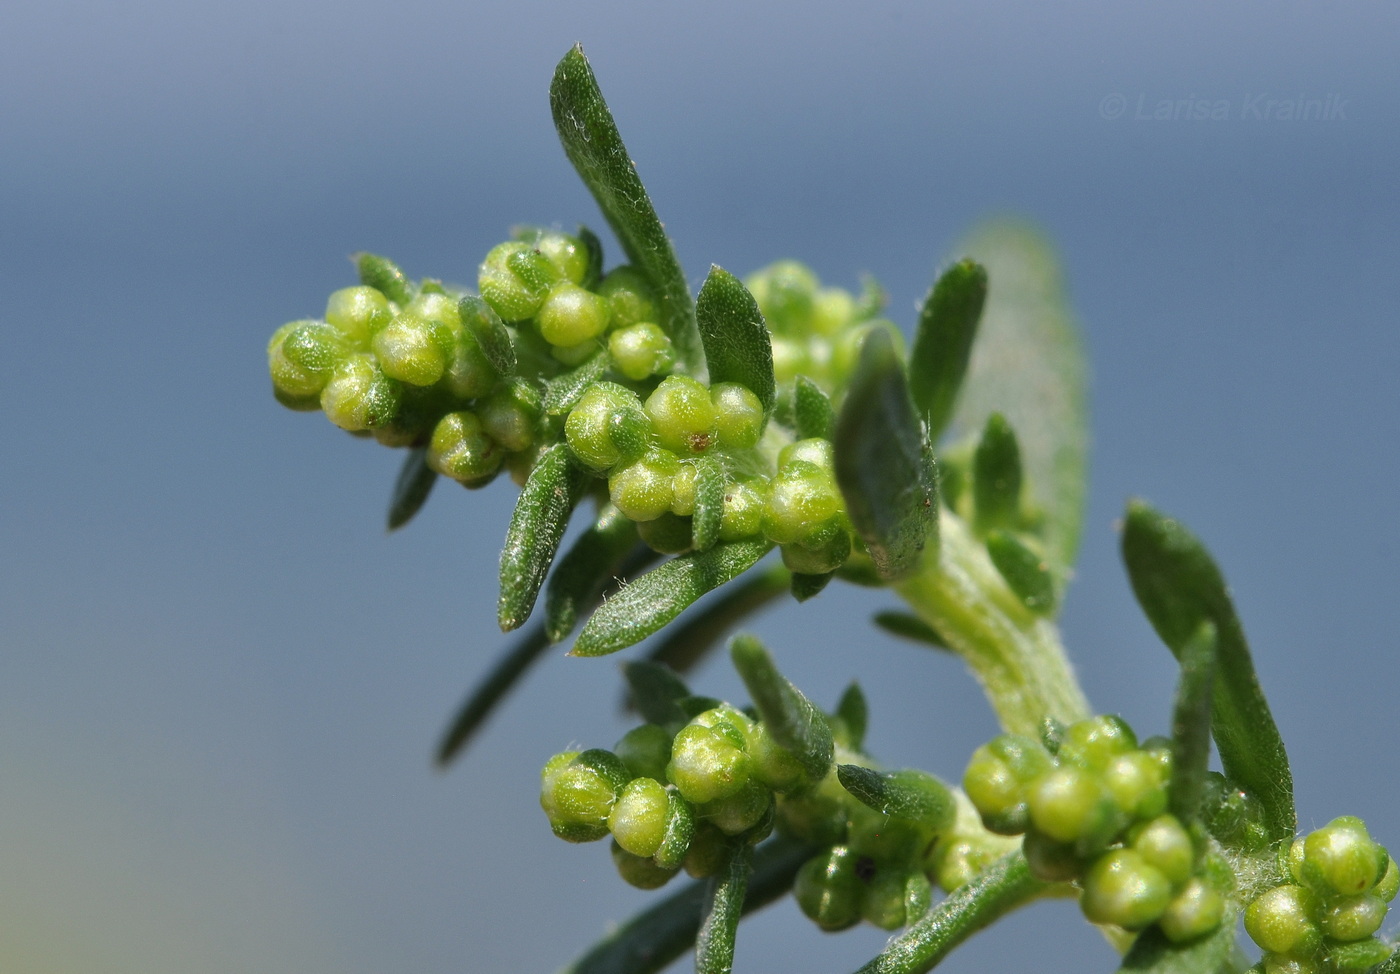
[{"x1": 3, "y1": 2, "x2": 1399, "y2": 972}]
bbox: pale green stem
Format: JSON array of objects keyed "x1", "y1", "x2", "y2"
[{"x1": 894, "y1": 510, "x2": 1090, "y2": 735}]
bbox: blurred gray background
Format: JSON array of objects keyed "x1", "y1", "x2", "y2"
[{"x1": 3, "y1": 2, "x2": 1398, "y2": 971}]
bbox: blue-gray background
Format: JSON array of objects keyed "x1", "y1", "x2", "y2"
[{"x1": 3, "y1": 2, "x2": 1397, "y2": 971}]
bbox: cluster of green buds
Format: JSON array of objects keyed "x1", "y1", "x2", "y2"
[
  {"x1": 963, "y1": 715, "x2": 1229, "y2": 941},
  {"x1": 1244, "y1": 817, "x2": 1398, "y2": 974}
]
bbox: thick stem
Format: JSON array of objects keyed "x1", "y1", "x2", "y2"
[{"x1": 894, "y1": 510, "x2": 1090, "y2": 735}]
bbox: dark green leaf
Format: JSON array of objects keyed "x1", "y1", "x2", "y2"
[
  {"x1": 695, "y1": 266, "x2": 775, "y2": 418},
  {"x1": 572, "y1": 540, "x2": 774, "y2": 657},
  {"x1": 834, "y1": 328, "x2": 938, "y2": 580},
  {"x1": 691, "y1": 457, "x2": 725, "y2": 552},
  {"x1": 696, "y1": 843, "x2": 751, "y2": 974},
  {"x1": 984, "y1": 530, "x2": 1057, "y2": 615},
  {"x1": 623, "y1": 660, "x2": 692, "y2": 728},
  {"x1": 458, "y1": 294, "x2": 517, "y2": 376},
  {"x1": 1169, "y1": 621, "x2": 1217, "y2": 831},
  {"x1": 790, "y1": 571, "x2": 834, "y2": 602},
  {"x1": 1115, "y1": 911, "x2": 1239, "y2": 974},
  {"x1": 853, "y1": 850, "x2": 1046, "y2": 974},
  {"x1": 730, "y1": 634, "x2": 833, "y2": 782},
  {"x1": 386, "y1": 446, "x2": 437, "y2": 532},
  {"x1": 834, "y1": 682, "x2": 868, "y2": 750},
  {"x1": 435, "y1": 623, "x2": 550, "y2": 767},
  {"x1": 871, "y1": 611, "x2": 950, "y2": 650},
  {"x1": 498, "y1": 444, "x2": 588, "y2": 631},
  {"x1": 544, "y1": 506, "x2": 643, "y2": 643},
  {"x1": 945, "y1": 222, "x2": 1089, "y2": 569},
  {"x1": 794, "y1": 375, "x2": 834, "y2": 440},
  {"x1": 1121, "y1": 500, "x2": 1295, "y2": 842},
  {"x1": 908, "y1": 258, "x2": 988, "y2": 442},
  {"x1": 578, "y1": 224, "x2": 604, "y2": 290},
  {"x1": 354, "y1": 251, "x2": 411, "y2": 305},
  {"x1": 837, "y1": 765, "x2": 955, "y2": 829},
  {"x1": 543, "y1": 351, "x2": 609, "y2": 415},
  {"x1": 558, "y1": 836, "x2": 812, "y2": 974},
  {"x1": 972, "y1": 413, "x2": 1022, "y2": 533},
  {"x1": 549, "y1": 46, "x2": 702, "y2": 374},
  {"x1": 644, "y1": 562, "x2": 789, "y2": 675}
]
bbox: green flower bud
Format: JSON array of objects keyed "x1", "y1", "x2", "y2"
[
  {"x1": 963, "y1": 734, "x2": 1052, "y2": 836},
  {"x1": 778, "y1": 438, "x2": 835, "y2": 471},
  {"x1": 1102, "y1": 751, "x2": 1169, "y2": 820},
  {"x1": 1302, "y1": 817, "x2": 1385, "y2": 896},
  {"x1": 536, "y1": 283, "x2": 611, "y2": 347},
  {"x1": 636, "y1": 512, "x2": 694, "y2": 554},
  {"x1": 478, "y1": 241, "x2": 552, "y2": 322},
  {"x1": 1022, "y1": 830, "x2": 1082, "y2": 882},
  {"x1": 775, "y1": 771, "x2": 849, "y2": 846},
  {"x1": 645, "y1": 376, "x2": 719, "y2": 456},
  {"x1": 762, "y1": 461, "x2": 842, "y2": 545},
  {"x1": 1373, "y1": 854, "x2": 1398, "y2": 902},
  {"x1": 478, "y1": 378, "x2": 541, "y2": 453},
  {"x1": 428, "y1": 411, "x2": 503, "y2": 485},
  {"x1": 1246, "y1": 885, "x2": 1323, "y2": 956},
  {"x1": 689, "y1": 705, "x2": 754, "y2": 749},
  {"x1": 748, "y1": 260, "x2": 818, "y2": 334},
  {"x1": 811, "y1": 287, "x2": 856, "y2": 336},
  {"x1": 269, "y1": 321, "x2": 337, "y2": 398},
  {"x1": 653, "y1": 789, "x2": 696, "y2": 871},
  {"x1": 1059, "y1": 715, "x2": 1138, "y2": 772},
  {"x1": 609, "y1": 777, "x2": 671, "y2": 857},
  {"x1": 770, "y1": 337, "x2": 811, "y2": 385},
  {"x1": 1129, "y1": 815, "x2": 1195, "y2": 887},
  {"x1": 1321, "y1": 894, "x2": 1387, "y2": 942},
  {"x1": 597, "y1": 266, "x2": 659, "y2": 329},
  {"x1": 610, "y1": 449, "x2": 681, "y2": 522},
  {"x1": 929, "y1": 837, "x2": 997, "y2": 892},
  {"x1": 780, "y1": 520, "x2": 851, "y2": 575},
  {"x1": 550, "y1": 338, "x2": 599, "y2": 366},
  {"x1": 1080, "y1": 848, "x2": 1173, "y2": 930},
  {"x1": 1159, "y1": 876, "x2": 1227, "y2": 943},
  {"x1": 682, "y1": 822, "x2": 731, "y2": 879},
  {"x1": 540, "y1": 748, "x2": 631, "y2": 843},
  {"x1": 517, "y1": 227, "x2": 591, "y2": 285},
  {"x1": 611, "y1": 840, "x2": 680, "y2": 890},
  {"x1": 373, "y1": 312, "x2": 449, "y2": 386},
  {"x1": 700, "y1": 777, "x2": 772, "y2": 836},
  {"x1": 608, "y1": 322, "x2": 675, "y2": 381},
  {"x1": 320, "y1": 354, "x2": 401, "y2": 431},
  {"x1": 794, "y1": 845, "x2": 863, "y2": 932},
  {"x1": 1027, "y1": 766, "x2": 1118, "y2": 846},
  {"x1": 862, "y1": 866, "x2": 932, "y2": 931},
  {"x1": 847, "y1": 801, "x2": 932, "y2": 865},
  {"x1": 565, "y1": 383, "x2": 648, "y2": 472},
  {"x1": 719, "y1": 480, "x2": 765, "y2": 541},
  {"x1": 615, "y1": 724, "x2": 673, "y2": 782},
  {"x1": 324, "y1": 285, "x2": 391, "y2": 347},
  {"x1": 747, "y1": 723, "x2": 808, "y2": 793},
  {"x1": 830, "y1": 320, "x2": 904, "y2": 385},
  {"x1": 710, "y1": 383, "x2": 765, "y2": 450},
  {"x1": 667, "y1": 723, "x2": 752, "y2": 804},
  {"x1": 372, "y1": 383, "x2": 443, "y2": 448},
  {"x1": 670, "y1": 463, "x2": 698, "y2": 516}
]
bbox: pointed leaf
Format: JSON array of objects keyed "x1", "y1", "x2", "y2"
[
  {"x1": 1115, "y1": 911, "x2": 1239, "y2": 974},
  {"x1": 623, "y1": 660, "x2": 692, "y2": 728},
  {"x1": 386, "y1": 446, "x2": 437, "y2": 532},
  {"x1": 578, "y1": 224, "x2": 604, "y2": 290},
  {"x1": 834, "y1": 328, "x2": 938, "y2": 580},
  {"x1": 354, "y1": 252, "x2": 411, "y2": 305},
  {"x1": 730, "y1": 634, "x2": 833, "y2": 782},
  {"x1": 691, "y1": 457, "x2": 725, "y2": 552},
  {"x1": 946, "y1": 222, "x2": 1088, "y2": 569},
  {"x1": 794, "y1": 375, "x2": 834, "y2": 440},
  {"x1": 644, "y1": 562, "x2": 789, "y2": 675},
  {"x1": 544, "y1": 506, "x2": 644, "y2": 642},
  {"x1": 458, "y1": 295, "x2": 517, "y2": 376},
  {"x1": 984, "y1": 530, "x2": 1057, "y2": 615},
  {"x1": 972, "y1": 412, "x2": 1022, "y2": 533},
  {"x1": 1169, "y1": 621, "x2": 1217, "y2": 831},
  {"x1": 837, "y1": 766, "x2": 956, "y2": 831},
  {"x1": 549, "y1": 46, "x2": 702, "y2": 374},
  {"x1": 695, "y1": 266, "x2": 775, "y2": 418},
  {"x1": 543, "y1": 350, "x2": 609, "y2": 415},
  {"x1": 834, "y1": 682, "x2": 869, "y2": 750},
  {"x1": 696, "y1": 843, "x2": 751, "y2": 974},
  {"x1": 1121, "y1": 500, "x2": 1294, "y2": 842},
  {"x1": 497, "y1": 444, "x2": 588, "y2": 631},
  {"x1": 573, "y1": 540, "x2": 774, "y2": 657},
  {"x1": 790, "y1": 571, "x2": 833, "y2": 602},
  {"x1": 871, "y1": 610, "x2": 950, "y2": 650},
  {"x1": 908, "y1": 258, "x2": 988, "y2": 442},
  {"x1": 435, "y1": 623, "x2": 550, "y2": 767}
]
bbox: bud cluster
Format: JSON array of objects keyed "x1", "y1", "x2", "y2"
[
  {"x1": 963, "y1": 715, "x2": 1228, "y2": 941},
  {"x1": 1244, "y1": 817, "x2": 1398, "y2": 974}
]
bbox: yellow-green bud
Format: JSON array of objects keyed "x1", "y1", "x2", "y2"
[
  {"x1": 1080, "y1": 848, "x2": 1173, "y2": 930},
  {"x1": 428, "y1": 411, "x2": 503, "y2": 485},
  {"x1": 536, "y1": 283, "x2": 611, "y2": 347},
  {"x1": 325, "y1": 286, "x2": 392, "y2": 347},
  {"x1": 711, "y1": 383, "x2": 765, "y2": 450},
  {"x1": 1159, "y1": 876, "x2": 1227, "y2": 943},
  {"x1": 610, "y1": 448, "x2": 681, "y2": 522},
  {"x1": 646, "y1": 376, "x2": 719, "y2": 456},
  {"x1": 320, "y1": 354, "x2": 401, "y2": 431},
  {"x1": 608, "y1": 322, "x2": 674, "y2": 381},
  {"x1": 597, "y1": 266, "x2": 659, "y2": 329},
  {"x1": 1246, "y1": 885, "x2": 1323, "y2": 956},
  {"x1": 608, "y1": 777, "x2": 671, "y2": 857}
]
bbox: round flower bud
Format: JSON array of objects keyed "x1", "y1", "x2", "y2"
[
  {"x1": 769, "y1": 337, "x2": 811, "y2": 385},
  {"x1": 646, "y1": 376, "x2": 719, "y2": 456},
  {"x1": 1321, "y1": 895, "x2": 1387, "y2": 942},
  {"x1": 749, "y1": 260, "x2": 818, "y2": 334},
  {"x1": 1129, "y1": 815, "x2": 1195, "y2": 887},
  {"x1": 637, "y1": 512, "x2": 694, "y2": 554},
  {"x1": 609, "y1": 322, "x2": 675, "y2": 381},
  {"x1": 683, "y1": 822, "x2": 731, "y2": 879},
  {"x1": 1160, "y1": 877, "x2": 1227, "y2": 943},
  {"x1": 847, "y1": 801, "x2": 933, "y2": 865},
  {"x1": 710, "y1": 383, "x2": 765, "y2": 451},
  {"x1": 611, "y1": 840, "x2": 680, "y2": 890},
  {"x1": 1023, "y1": 830, "x2": 1082, "y2": 882},
  {"x1": 428, "y1": 411, "x2": 503, "y2": 485},
  {"x1": 781, "y1": 522, "x2": 851, "y2": 575},
  {"x1": 762, "y1": 461, "x2": 842, "y2": 545},
  {"x1": 610, "y1": 449, "x2": 681, "y2": 522},
  {"x1": 862, "y1": 866, "x2": 931, "y2": 931},
  {"x1": 1028, "y1": 766, "x2": 1114, "y2": 845},
  {"x1": 1373, "y1": 854, "x2": 1398, "y2": 902},
  {"x1": 1245, "y1": 885, "x2": 1323, "y2": 956},
  {"x1": 373, "y1": 312, "x2": 448, "y2": 386},
  {"x1": 478, "y1": 241, "x2": 553, "y2": 322},
  {"x1": 794, "y1": 846, "x2": 863, "y2": 932},
  {"x1": 1080, "y1": 848, "x2": 1173, "y2": 930},
  {"x1": 597, "y1": 266, "x2": 659, "y2": 329},
  {"x1": 1102, "y1": 750, "x2": 1169, "y2": 820},
  {"x1": 565, "y1": 383, "x2": 648, "y2": 473},
  {"x1": 778, "y1": 438, "x2": 835, "y2": 471},
  {"x1": 615, "y1": 724, "x2": 673, "y2": 782},
  {"x1": 550, "y1": 338, "x2": 598, "y2": 366},
  {"x1": 1059, "y1": 715, "x2": 1138, "y2": 771},
  {"x1": 700, "y1": 778, "x2": 772, "y2": 836},
  {"x1": 929, "y1": 837, "x2": 997, "y2": 892},
  {"x1": 536, "y1": 283, "x2": 611, "y2": 347},
  {"x1": 652, "y1": 789, "x2": 696, "y2": 871},
  {"x1": 540, "y1": 749, "x2": 632, "y2": 843},
  {"x1": 670, "y1": 463, "x2": 698, "y2": 516},
  {"x1": 775, "y1": 773, "x2": 849, "y2": 847},
  {"x1": 609, "y1": 777, "x2": 671, "y2": 857},
  {"x1": 479, "y1": 379, "x2": 541, "y2": 453},
  {"x1": 521, "y1": 228, "x2": 590, "y2": 285},
  {"x1": 324, "y1": 286, "x2": 392, "y2": 347},
  {"x1": 268, "y1": 321, "x2": 336, "y2": 398},
  {"x1": 320, "y1": 354, "x2": 401, "y2": 431},
  {"x1": 811, "y1": 286, "x2": 856, "y2": 336},
  {"x1": 667, "y1": 724, "x2": 752, "y2": 805},
  {"x1": 689, "y1": 705, "x2": 755, "y2": 749},
  {"x1": 719, "y1": 480, "x2": 765, "y2": 541},
  {"x1": 1302, "y1": 817, "x2": 1385, "y2": 896},
  {"x1": 963, "y1": 734, "x2": 1052, "y2": 836}
]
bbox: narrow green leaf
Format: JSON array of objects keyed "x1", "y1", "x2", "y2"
[
  {"x1": 695, "y1": 266, "x2": 775, "y2": 418},
  {"x1": 578, "y1": 224, "x2": 604, "y2": 290},
  {"x1": 549, "y1": 46, "x2": 702, "y2": 374},
  {"x1": 1115, "y1": 910, "x2": 1239, "y2": 974},
  {"x1": 984, "y1": 530, "x2": 1057, "y2": 615},
  {"x1": 834, "y1": 328, "x2": 938, "y2": 580},
  {"x1": 1121, "y1": 500, "x2": 1295, "y2": 842},
  {"x1": 696, "y1": 843, "x2": 751, "y2": 974},
  {"x1": 972, "y1": 412, "x2": 1022, "y2": 533},
  {"x1": 834, "y1": 682, "x2": 869, "y2": 751},
  {"x1": 458, "y1": 295, "x2": 517, "y2": 376},
  {"x1": 945, "y1": 221, "x2": 1089, "y2": 569},
  {"x1": 558, "y1": 836, "x2": 812, "y2": 974},
  {"x1": 623, "y1": 660, "x2": 692, "y2": 728},
  {"x1": 871, "y1": 610, "x2": 950, "y2": 650},
  {"x1": 644, "y1": 562, "x2": 790, "y2": 675},
  {"x1": 544, "y1": 506, "x2": 643, "y2": 643},
  {"x1": 543, "y1": 351, "x2": 609, "y2": 415},
  {"x1": 790, "y1": 571, "x2": 833, "y2": 602},
  {"x1": 908, "y1": 258, "x2": 988, "y2": 442},
  {"x1": 852, "y1": 850, "x2": 1046, "y2": 974},
  {"x1": 497, "y1": 444, "x2": 588, "y2": 631},
  {"x1": 1169, "y1": 621, "x2": 1217, "y2": 831},
  {"x1": 730, "y1": 634, "x2": 834, "y2": 782},
  {"x1": 435, "y1": 623, "x2": 550, "y2": 767},
  {"x1": 386, "y1": 446, "x2": 437, "y2": 532},
  {"x1": 573, "y1": 540, "x2": 775, "y2": 657},
  {"x1": 692, "y1": 457, "x2": 725, "y2": 552},
  {"x1": 354, "y1": 251, "x2": 411, "y2": 304},
  {"x1": 794, "y1": 375, "x2": 835, "y2": 440},
  {"x1": 836, "y1": 766, "x2": 956, "y2": 829}
]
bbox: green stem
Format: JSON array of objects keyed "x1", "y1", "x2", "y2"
[
  {"x1": 894, "y1": 510, "x2": 1089, "y2": 735},
  {"x1": 695, "y1": 843, "x2": 752, "y2": 974}
]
